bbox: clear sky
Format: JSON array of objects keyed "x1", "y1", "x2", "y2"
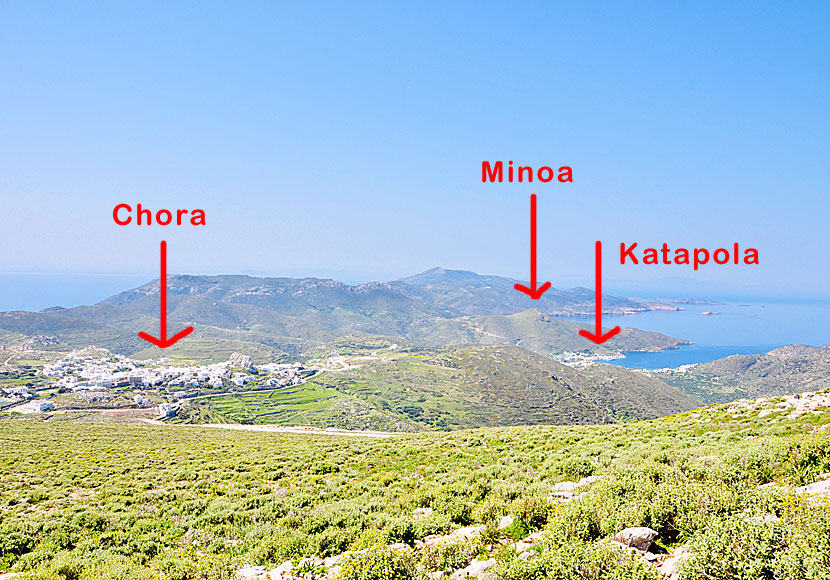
[{"x1": 1, "y1": 1, "x2": 828, "y2": 298}]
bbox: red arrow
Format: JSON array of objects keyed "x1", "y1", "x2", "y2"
[
  {"x1": 514, "y1": 194, "x2": 552, "y2": 299},
  {"x1": 579, "y1": 241, "x2": 621, "y2": 344},
  {"x1": 137, "y1": 241, "x2": 194, "y2": 348}
]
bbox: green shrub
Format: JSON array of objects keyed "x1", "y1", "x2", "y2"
[
  {"x1": 681, "y1": 516, "x2": 780, "y2": 580},
  {"x1": 0, "y1": 522, "x2": 36, "y2": 568},
  {"x1": 496, "y1": 540, "x2": 659, "y2": 580},
  {"x1": 419, "y1": 538, "x2": 482, "y2": 573},
  {"x1": 787, "y1": 431, "x2": 830, "y2": 485},
  {"x1": 509, "y1": 494, "x2": 553, "y2": 531},
  {"x1": 560, "y1": 456, "x2": 595, "y2": 480},
  {"x1": 338, "y1": 543, "x2": 415, "y2": 580}
]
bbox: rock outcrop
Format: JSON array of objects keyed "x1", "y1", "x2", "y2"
[{"x1": 612, "y1": 527, "x2": 659, "y2": 552}]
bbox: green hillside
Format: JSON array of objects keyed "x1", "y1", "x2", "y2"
[
  {"x1": 152, "y1": 343, "x2": 698, "y2": 431},
  {"x1": 302, "y1": 344, "x2": 698, "y2": 430},
  {"x1": 2, "y1": 392, "x2": 829, "y2": 579},
  {"x1": 656, "y1": 344, "x2": 830, "y2": 403},
  {"x1": 407, "y1": 309, "x2": 687, "y2": 355}
]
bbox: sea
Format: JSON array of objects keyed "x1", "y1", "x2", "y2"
[
  {"x1": 0, "y1": 274, "x2": 151, "y2": 312},
  {"x1": 567, "y1": 300, "x2": 830, "y2": 370}
]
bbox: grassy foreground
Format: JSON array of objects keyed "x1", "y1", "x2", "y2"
[{"x1": 2, "y1": 394, "x2": 830, "y2": 580}]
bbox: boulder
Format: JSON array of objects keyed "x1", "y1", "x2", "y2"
[
  {"x1": 656, "y1": 545, "x2": 688, "y2": 580},
  {"x1": 420, "y1": 526, "x2": 485, "y2": 548},
  {"x1": 748, "y1": 514, "x2": 780, "y2": 523},
  {"x1": 550, "y1": 491, "x2": 575, "y2": 502},
  {"x1": 498, "y1": 515, "x2": 515, "y2": 530},
  {"x1": 553, "y1": 481, "x2": 581, "y2": 492},
  {"x1": 273, "y1": 561, "x2": 293, "y2": 575},
  {"x1": 453, "y1": 525, "x2": 487, "y2": 540},
  {"x1": 612, "y1": 527, "x2": 658, "y2": 552},
  {"x1": 450, "y1": 558, "x2": 497, "y2": 579},
  {"x1": 796, "y1": 474, "x2": 830, "y2": 499}
]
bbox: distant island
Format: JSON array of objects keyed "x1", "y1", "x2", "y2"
[
  {"x1": 652, "y1": 297, "x2": 723, "y2": 305},
  {"x1": 0, "y1": 267, "x2": 691, "y2": 362}
]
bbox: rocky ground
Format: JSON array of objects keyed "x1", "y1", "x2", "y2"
[
  {"x1": 233, "y1": 392, "x2": 830, "y2": 580},
  {"x1": 238, "y1": 470, "x2": 830, "y2": 580}
]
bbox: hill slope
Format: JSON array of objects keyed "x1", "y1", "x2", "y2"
[
  {"x1": 394, "y1": 267, "x2": 666, "y2": 316},
  {"x1": 0, "y1": 271, "x2": 688, "y2": 360},
  {"x1": 2, "y1": 390, "x2": 829, "y2": 579},
  {"x1": 656, "y1": 344, "x2": 830, "y2": 403},
  {"x1": 183, "y1": 344, "x2": 699, "y2": 430}
]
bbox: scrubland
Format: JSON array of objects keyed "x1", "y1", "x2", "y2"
[{"x1": 1, "y1": 392, "x2": 829, "y2": 580}]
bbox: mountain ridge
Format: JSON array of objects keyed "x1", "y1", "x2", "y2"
[{"x1": 0, "y1": 269, "x2": 689, "y2": 362}]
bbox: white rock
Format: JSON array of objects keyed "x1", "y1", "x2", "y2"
[
  {"x1": 422, "y1": 525, "x2": 485, "y2": 548},
  {"x1": 748, "y1": 514, "x2": 780, "y2": 523},
  {"x1": 612, "y1": 527, "x2": 658, "y2": 552},
  {"x1": 656, "y1": 545, "x2": 688, "y2": 580},
  {"x1": 237, "y1": 565, "x2": 267, "y2": 580},
  {"x1": 514, "y1": 540, "x2": 532, "y2": 553},
  {"x1": 553, "y1": 481, "x2": 580, "y2": 492},
  {"x1": 452, "y1": 525, "x2": 487, "y2": 540},
  {"x1": 451, "y1": 558, "x2": 497, "y2": 579},
  {"x1": 324, "y1": 554, "x2": 344, "y2": 567},
  {"x1": 578, "y1": 475, "x2": 600, "y2": 486},
  {"x1": 498, "y1": 515, "x2": 515, "y2": 530},
  {"x1": 413, "y1": 507, "x2": 434, "y2": 520},
  {"x1": 389, "y1": 542, "x2": 412, "y2": 551},
  {"x1": 796, "y1": 474, "x2": 830, "y2": 499},
  {"x1": 274, "y1": 561, "x2": 293, "y2": 575}
]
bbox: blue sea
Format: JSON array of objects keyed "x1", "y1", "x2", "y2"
[
  {"x1": 0, "y1": 274, "x2": 151, "y2": 311},
  {"x1": 576, "y1": 301, "x2": 830, "y2": 369}
]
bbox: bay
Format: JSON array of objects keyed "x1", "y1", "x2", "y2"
[{"x1": 575, "y1": 300, "x2": 830, "y2": 369}]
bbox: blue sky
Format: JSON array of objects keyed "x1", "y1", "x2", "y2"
[{"x1": 1, "y1": 1, "x2": 828, "y2": 299}]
